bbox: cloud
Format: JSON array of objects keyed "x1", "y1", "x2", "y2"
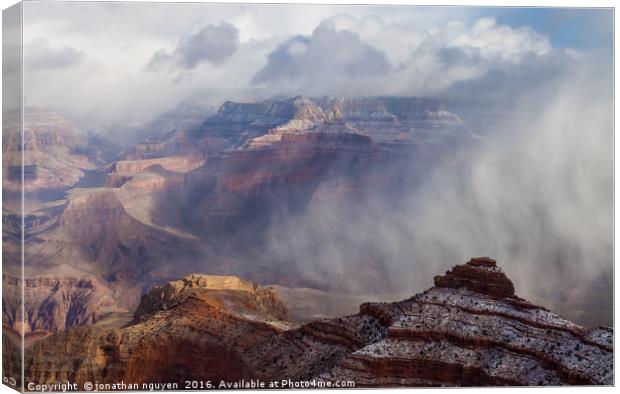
[
  {"x1": 24, "y1": 38, "x2": 84, "y2": 70},
  {"x1": 148, "y1": 22, "x2": 239, "y2": 71},
  {"x1": 369, "y1": 15, "x2": 556, "y2": 92},
  {"x1": 249, "y1": 15, "x2": 562, "y2": 99},
  {"x1": 444, "y1": 17, "x2": 551, "y2": 63},
  {"x1": 250, "y1": 21, "x2": 390, "y2": 94}
]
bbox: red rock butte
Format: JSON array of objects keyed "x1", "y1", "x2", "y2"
[{"x1": 434, "y1": 257, "x2": 516, "y2": 298}]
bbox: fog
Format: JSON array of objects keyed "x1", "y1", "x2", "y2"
[{"x1": 262, "y1": 56, "x2": 612, "y2": 325}]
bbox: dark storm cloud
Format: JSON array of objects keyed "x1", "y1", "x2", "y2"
[
  {"x1": 24, "y1": 39, "x2": 84, "y2": 71},
  {"x1": 148, "y1": 22, "x2": 239, "y2": 71},
  {"x1": 250, "y1": 22, "x2": 390, "y2": 91}
]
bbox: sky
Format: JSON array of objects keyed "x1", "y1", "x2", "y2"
[{"x1": 19, "y1": 2, "x2": 613, "y2": 132}]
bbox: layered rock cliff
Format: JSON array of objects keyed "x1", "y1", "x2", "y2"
[
  {"x1": 324, "y1": 96, "x2": 473, "y2": 145},
  {"x1": 175, "y1": 95, "x2": 473, "y2": 150},
  {"x1": 196, "y1": 96, "x2": 333, "y2": 147},
  {"x1": 19, "y1": 258, "x2": 613, "y2": 388},
  {"x1": 2, "y1": 274, "x2": 125, "y2": 334},
  {"x1": 2, "y1": 107, "x2": 102, "y2": 193}
]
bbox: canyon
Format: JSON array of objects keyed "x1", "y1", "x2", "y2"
[
  {"x1": 2, "y1": 96, "x2": 613, "y2": 389},
  {"x1": 6, "y1": 96, "x2": 473, "y2": 333}
]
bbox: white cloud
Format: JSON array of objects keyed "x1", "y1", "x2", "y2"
[
  {"x1": 250, "y1": 14, "x2": 563, "y2": 98},
  {"x1": 445, "y1": 17, "x2": 552, "y2": 63}
]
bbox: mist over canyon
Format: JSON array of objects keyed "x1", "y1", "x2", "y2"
[
  {"x1": 3, "y1": 65, "x2": 612, "y2": 333},
  {"x1": 3, "y1": 69, "x2": 613, "y2": 390}
]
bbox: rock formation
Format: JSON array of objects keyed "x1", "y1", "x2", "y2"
[
  {"x1": 18, "y1": 186, "x2": 206, "y2": 316},
  {"x1": 23, "y1": 274, "x2": 291, "y2": 386},
  {"x1": 2, "y1": 274, "x2": 126, "y2": 334},
  {"x1": 133, "y1": 274, "x2": 287, "y2": 322},
  {"x1": 167, "y1": 95, "x2": 474, "y2": 151},
  {"x1": 104, "y1": 152, "x2": 206, "y2": 187},
  {"x1": 313, "y1": 96, "x2": 471, "y2": 144},
  {"x1": 433, "y1": 256, "x2": 515, "y2": 297},
  {"x1": 196, "y1": 96, "x2": 333, "y2": 148},
  {"x1": 319, "y1": 257, "x2": 613, "y2": 386},
  {"x1": 2, "y1": 107, "x2": 102, "y2": 193},
  {"x1": 18, "y1": 258, "x2": 613, "y2": 388}
]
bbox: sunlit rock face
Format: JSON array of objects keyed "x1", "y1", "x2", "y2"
[
  {"x1": 132, "y1": 273, "x2": 288, "y2": 322},
  {"x1": 104, "y1": 153, "x2": 206, "y2": 187},
  {"x1": 19, "y1": 259, "x2": 613, "y2": 388},
  {"x1": 197, "y1": 96, "x2": 332, "y2": 147},
  {"x1": 23, "y1": 274, "x2": 292, "y2": 386}
]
